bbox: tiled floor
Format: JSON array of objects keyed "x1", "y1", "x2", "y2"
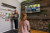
[{"x1": 4, "y1": 30, "x2": 18, "y2": 33}]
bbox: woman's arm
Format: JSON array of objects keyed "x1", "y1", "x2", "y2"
[{"x1": 27, "y1": 21, "x2": 30, "y2": 31}]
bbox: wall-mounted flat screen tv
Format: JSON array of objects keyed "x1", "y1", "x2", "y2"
[{"x1": 25, "y1": 4, "x2": 40, "y2": 13}]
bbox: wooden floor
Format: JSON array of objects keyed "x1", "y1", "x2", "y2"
[{"x1": 31, "y1": 29, "x2": 49, "y2": 33}]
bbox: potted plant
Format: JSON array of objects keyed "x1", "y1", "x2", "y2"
[
  {"x1": 21, "y1": 0, "x2": 31, "y2": 3},
  {"x1": 21, "y1": 1, "x2": 27, "y2": 3},
  {"x1": 26, "y1": 0, "x2": 31, "y2": 1},
  {"x1": 48, "y1": 23, "x2": 50, "y2": 33},
  {"x1": 42, "y1": 10, "x2": 47, "y2": 16}
]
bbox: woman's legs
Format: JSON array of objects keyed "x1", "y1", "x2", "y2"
[
  {"x1": 11, "y1": 19, "x2": 13, "y2": 30},
  {"x1": 14, "y1": 20, "x2": 18, "y2": 29}
]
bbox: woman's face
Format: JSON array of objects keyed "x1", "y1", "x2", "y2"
[
  {"x1": 14, "y1": 11, "x2": 18, "y2": 14},
  {"x1": 14, "y1": 11, "x2": 16, "y2": 13}
]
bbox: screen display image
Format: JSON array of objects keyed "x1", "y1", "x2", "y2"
[{"x1": 25, "y1": 4, "x2": 40, "y2": 13}]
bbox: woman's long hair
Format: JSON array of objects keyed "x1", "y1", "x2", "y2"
[
  {"x1": 20, "y1": 12, "x2": 27, "y2": 21},
  {"x1": 20, "y1": 12, "x2": 27, "y2": 30}
]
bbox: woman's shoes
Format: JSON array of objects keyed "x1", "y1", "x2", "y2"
[{"x1": 15, "y1": 29, "x2": 18, "y2": 30}]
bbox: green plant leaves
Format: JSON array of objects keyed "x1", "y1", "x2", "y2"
[
  {"x1": 42, "y1": 10, "x2": 47, "y2": 15},
  {"x1": 26, "y1": 0, "x2": 31, "y2": 1},
  {"x1": 22, "y1": 1, "x2": 27, "y2": 3},
  {"x1": 22, "y1": 0, "x2": 31, "y2": 3}
]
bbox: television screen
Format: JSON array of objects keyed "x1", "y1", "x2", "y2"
[{"x1": 25, "y1": 4, "x2": 40, "y2": 13}]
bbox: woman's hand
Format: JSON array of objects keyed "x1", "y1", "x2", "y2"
[
  {"x1": 10, "y1": 13, "x2": 13, "y2": 17},
  {"x1": 15, "y1": 15, "x2": 17, "y2": 17}
]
